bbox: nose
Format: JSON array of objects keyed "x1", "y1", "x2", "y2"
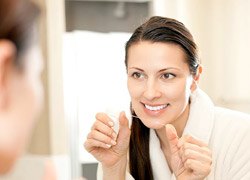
[{"x1": 143, "y1": 78, "x2": 161, "y2": 101}]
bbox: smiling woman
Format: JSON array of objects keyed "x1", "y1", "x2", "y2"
[{"x1": 84, "y1": 16, "x2": 250, "y2": 180}]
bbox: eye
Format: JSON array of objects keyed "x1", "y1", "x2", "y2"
[
  {"x1": 132, "y1": 72, "x2": 144, "y2": 79},
  {"x1": 161, "y1": 73, "x2": 175, "y2": 79}
]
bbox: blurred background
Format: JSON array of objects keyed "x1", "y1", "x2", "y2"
[{"x1": 1, "y1": 0, "x2": 249, "y2": 180}]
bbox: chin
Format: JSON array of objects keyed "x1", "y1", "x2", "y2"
[
  {"x1": 140, "y1": 118, "x2": 167, "y2": 130},
  {"x1": 148, "y1": 123, "x2": 166, "y2": 130}
]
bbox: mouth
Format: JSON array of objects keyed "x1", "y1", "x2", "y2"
[
  {"x1": 144, "y1": 103, "x2": 169, "y2": 111},
  {"x1": 141, "y1": 102, "x2": 170, "y2": 116}
]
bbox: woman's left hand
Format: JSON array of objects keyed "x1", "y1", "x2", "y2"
[{"x1": 166, "y1": 124, "x2": 212, "y2": 180}]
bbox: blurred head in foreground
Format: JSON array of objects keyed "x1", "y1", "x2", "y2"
[{"x1": 0, "y1": 0, "x2": 43, "y2": 174}]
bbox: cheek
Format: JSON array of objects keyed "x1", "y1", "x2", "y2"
[
  {"x1": 127, "y1": 80, "x2": 144, "y2": 113},
  {"x1": 163, "y1": 78, "x2": 192, "y2": 102},
  {"x1": 127, "y1": 79, "x2": 140, "y2": 99},
  {"x1": 23, "y1": 64, "x2": 44, "y2": 121},
  {"x1": 29, "y1": 75, "x2": 44, "y2": 116},
  {"x1": 24, "y1": 45, "x2": 44, "y2": 114}
]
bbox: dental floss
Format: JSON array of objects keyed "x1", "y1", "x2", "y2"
[{"x1": 131, "y1": 115, "x2": 166, "y2": 126}]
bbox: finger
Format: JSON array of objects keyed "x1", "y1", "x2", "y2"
[
  {"x1": 179, "y1": 148, "x2": 212, "y2": 165},
  {"x1": 117, "y1": 111, "x2": 130, "y2": 141},
  {"x1": 84, "y1": 139, "x2": 112, "y2": 152},
  {"x1": 91, "y1": 120, "x2": 117, "y2": 140},
  {"x1": 87, "y1": 130, "x2": 117, "y2": 146},
  {"x1": 166, "y1": 124, "x2": 179, "y2": 154},
  {"x1": 184, "y1": 159, "x2": 211, "y2": 176},
  {"x1": 119, "y1": 111, "x2": 129, "y2": 128},
  {"x1": 179, "y1": 142, "x2": 212, "y2": 157},
  {"x1": 177, "y1": 134, "x2": 208, "y2": 148},
  {"x1": 95, "y1": 112, "x2": 115, "y2": 127}
]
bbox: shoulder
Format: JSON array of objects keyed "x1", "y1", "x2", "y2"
[
  {"x1": 211, "y1": 108, "x2": 250, "y2": 178},
  {"x1": 210, "y1": 106, "x2": 250, "y2": 145},
  {"x1": 213, "y1": 106, "x2": 250, "y2": 128}
]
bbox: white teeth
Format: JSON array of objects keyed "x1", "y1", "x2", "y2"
[{"x1": 145, "y1": 104, "x2": 168, "y2": 111}]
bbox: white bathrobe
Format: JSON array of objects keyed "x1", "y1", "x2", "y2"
[{"x1": 97, "y1": 89, "x2": 250, "y2": 180}]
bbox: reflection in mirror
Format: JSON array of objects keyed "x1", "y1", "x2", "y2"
[{"x1": 64, "y1": 0, "x2": 250, "y2": 180}]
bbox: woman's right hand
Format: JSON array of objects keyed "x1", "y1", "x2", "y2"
[{"x1": 84, "y1": 111, "x2": 131, "y2": 168}]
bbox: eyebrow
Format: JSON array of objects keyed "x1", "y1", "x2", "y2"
[
  {"x1": 129, "y1": 67, "x2": 144, "y2": 72},
  {"x1": 129, "y1": 67, "x2": 181, "y2": 72},
  {"x1": 158, "y1": 68, "x2": 181, "y2": 72}
]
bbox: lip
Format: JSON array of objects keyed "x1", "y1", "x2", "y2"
[{"x1": 141, "y1": 102, "x2": 169, "y2": 116}]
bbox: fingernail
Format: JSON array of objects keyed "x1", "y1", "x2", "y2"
[
  {"x1": 111, "y1": 140, "x2": 116, "y2": 145},
  {"x1": 112, "y1": 132, "x2": 117, "y2": 140},
  {"x1": 108, "y1": 121, "x2": 114, "y2": 127},
  {"x1": 106, "y1": 144, "x2": 111, "y2": 148}
]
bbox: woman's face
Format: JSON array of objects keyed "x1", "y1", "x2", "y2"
[
  {"x1": 10, "y1": 44, "x2": 44, "y2": 149},
  {"x1": 16, "y1": 44, "x2": 44, "y2": 126},
  {"x1": 0, "y1": 42, "x2": 44, "y2": 173},
  {"x1": 127, "y1": 41, "x2": 196, "y2": 129}
]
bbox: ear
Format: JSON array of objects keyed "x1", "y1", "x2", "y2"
[
  {"x1": 0, "y1": 40, "x2": 16, "y2": 108},
  {"x1": 190, "y1": 65, "x2": 202, "y2": 91}
]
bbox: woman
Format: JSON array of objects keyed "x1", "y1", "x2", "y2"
[
  {"x1": 84, "y1": 16, "x2": 250, "y2": 180},
  {"x1": 0, "y1": 1, "x2": 59, "y2": 179},
  {"x1": 0, "y1": 1, "x2": 87, "y2": 180},
  {"x1": 0, "y1": 0, "x2": 44, "y2": 175}
]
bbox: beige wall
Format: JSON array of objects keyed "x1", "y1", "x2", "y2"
[
  {"x1": 28, "y1": 0, "x2": 50, "y2": 154},
  {"x1": 28, "y1": 0, "x2": 67, "y2": 155}
]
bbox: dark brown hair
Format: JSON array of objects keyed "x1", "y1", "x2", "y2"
[
  {"x1": 0, "y1": 0, "x2": 39, "y2": 68},
  {"x1": 125, "y1": 16, "x2": 200, "y2": 180}
]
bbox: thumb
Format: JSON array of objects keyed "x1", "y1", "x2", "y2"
[
  {"x1": 117, "y1": 111, "x2": 130, "y2": 141},
  {"x1": 119, "y1": 111, "x2": 129, "y2": 131},
  {"x1": 114, "y1": 111, "x2": 130, "y2": 154},
  {"x1": 166, "y1": 124, "x2": 179, "y2": 154}
]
